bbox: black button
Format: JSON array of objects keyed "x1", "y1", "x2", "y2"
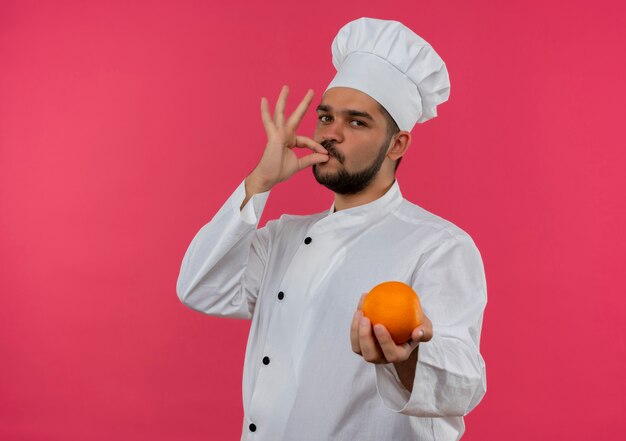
[
  {"x1": 262, "y1": 356, "x2": 270, "y2": 365},
  {"x1": 277, "y1": 291, "x2": 284, "y2": 300},
  {"x1": 304, "y1": 237, "x2": 312, "y2": 244},
  {"x1": 249, "y1": 423, "x2": 257, "y2": 432}
]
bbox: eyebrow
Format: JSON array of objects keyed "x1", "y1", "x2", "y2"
[{"x1": 316, "y1": 104, "x2": 375, "y2": 121}]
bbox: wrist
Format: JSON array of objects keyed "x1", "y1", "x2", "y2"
[
  {"x1": 245, "y1": 172, "x2": 273, "y2": 195},
  {"x1": 393, "y1": 346, "x2": 418, "y2": 392}
]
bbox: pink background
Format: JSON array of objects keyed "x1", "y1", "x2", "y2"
[{"x1": 2, "y1": 0, "x2": 625, "y2": 439}]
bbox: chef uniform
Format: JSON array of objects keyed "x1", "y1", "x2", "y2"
[{"x1": 177, "y1": 17, "x2": 487, "y2": 441}]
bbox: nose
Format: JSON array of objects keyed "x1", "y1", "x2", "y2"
[{"x1": 316, "y1": 120, "x2": 344, "y2": 144}]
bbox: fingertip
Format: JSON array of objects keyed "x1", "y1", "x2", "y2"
[{"x1": 412, "y1": 328, "x2": 425, "y2": 341}]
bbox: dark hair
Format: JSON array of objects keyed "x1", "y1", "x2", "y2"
[{"x1": 378, "y1": 104, "x2": 402, "y2": 171}]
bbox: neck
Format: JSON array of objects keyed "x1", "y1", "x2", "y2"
[{"x1": 333, "y1": 174, "x2": 395, "y2": 212}]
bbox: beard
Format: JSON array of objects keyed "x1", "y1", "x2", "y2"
[{"x1": 312, "y1": 138, "x2": 389, "y2": 195}]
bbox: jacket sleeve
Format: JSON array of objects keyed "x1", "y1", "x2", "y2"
[
  {"x1": 176, "y1": 180, "x2": 271, "y2": 319},
  {"x1": 374, "y1": 232, "x2": 488, "y2": 417}
]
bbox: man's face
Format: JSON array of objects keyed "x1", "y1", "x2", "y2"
[{"x1": 312, "y1": 87, "x2": 392, "y2": 195}]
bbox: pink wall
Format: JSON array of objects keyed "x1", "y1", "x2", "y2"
[{"x1": 2, "y1": 1, "x2": 625, "y2": 439}]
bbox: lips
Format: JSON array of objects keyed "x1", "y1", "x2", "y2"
[{"x1": 320, "y1": 141, "x2": 344, "y2": 164}]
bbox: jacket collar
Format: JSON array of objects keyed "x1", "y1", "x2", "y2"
[{"x1": 311, "y1": 180, "x2": 404, "y2": 233}]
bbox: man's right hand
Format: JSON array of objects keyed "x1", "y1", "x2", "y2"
[{"x1": 243, "y1": 85, "x2": 329, "y2": 207}]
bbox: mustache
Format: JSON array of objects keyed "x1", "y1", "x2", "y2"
[{"x1": 320, "y1": 140, "x2": 345, "y2": 163}]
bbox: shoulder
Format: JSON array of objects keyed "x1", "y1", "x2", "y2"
[
  {"x1": 391, "y1": 200, "x2": 486, "y2": 287},
  {"x1": 393, "y1": 198, "x2": 470, "y2": 237},
  {"x1": 391, "y1": 198, "x2": 480, "y2": 251}
]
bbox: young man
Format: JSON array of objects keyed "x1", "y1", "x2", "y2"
[{"x1": 177, "y1": 17, "x2": 487, "y2": 441}]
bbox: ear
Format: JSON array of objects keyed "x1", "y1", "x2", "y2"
[{"x1": 387, "y1": 131, "x2": 411, "y2": 161}]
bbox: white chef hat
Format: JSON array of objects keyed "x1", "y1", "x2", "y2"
[{"x1": 325, "y1": 17, "x2": 450, "y2": 131}]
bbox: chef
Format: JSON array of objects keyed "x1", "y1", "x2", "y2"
[{"x1": 177, "y1": 17, "x2": 487, "y2": 441}]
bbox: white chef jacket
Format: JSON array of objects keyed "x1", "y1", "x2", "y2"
[{"x1": 177, "y1": 178, "x2": 487, "y2": 441}]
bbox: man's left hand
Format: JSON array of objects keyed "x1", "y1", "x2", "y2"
[{"x1": 350, "y1": 293, "x2": 433, "y2": 364}]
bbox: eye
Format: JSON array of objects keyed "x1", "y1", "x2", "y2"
[
  {"x1": 318, "y1": 114, "x2": 332, "y2": 123},
  {"x1": 350, "y1": 120, "x2": 367, "y2": 127}
]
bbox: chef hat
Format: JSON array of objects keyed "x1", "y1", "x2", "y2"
[{"x1": 325, "y1": 17, "x2": 450, "y2": 131}]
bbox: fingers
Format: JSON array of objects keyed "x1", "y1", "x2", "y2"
[
  {"x1": 350, "y1": 294, "x2": 368, "y2": 355},
  {"x1": 373, "y1": 325, "x2": 417, "y2": 363},
  {"x1": 350, "y1": 310, "x2": 362, "y2": 354},
  {"x1": 411, "y1": 314, "x2": 433, "y2": 342},
  {"x1": 294, "y1": 136, "x2": 328, "y2": 154},
  {"x1": 286, "y1": 89, "x2": 314, "y2": 129},
  {"x1": 353, "y1": 318, "x2": 413, "y2": 364},
  {"x1": 359, "y1": 316, "x2": 385, "y2": 363},
  {"x1": 297, "y1": 153, "x2": 329, "y2": 171},
  {"x1": 352, "y1": 299, "x2": 432, "y2": 365},
  {"x1": 293, "y1": 136, "x2": 329, "y2": 171},
  {"x1": 274, "y1": 85, "x2": 288, "y2": 126},
  {"x1": 260, "y1": 97, "x2": 274, "y2": 134},
  {"x1": 264, "y1": 86, "x2": 316, "y2": 131},
  {"x1": 372, "y1": 325, "x2": 395, "y2": 361}
]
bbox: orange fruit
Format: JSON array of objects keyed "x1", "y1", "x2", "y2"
[{"x1": 361, "y1": 281, "x2": 423, "y2": 344}]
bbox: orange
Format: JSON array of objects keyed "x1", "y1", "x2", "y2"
[{"x1": 361, "y1": 281, "x2": 423, "y2": 344}]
